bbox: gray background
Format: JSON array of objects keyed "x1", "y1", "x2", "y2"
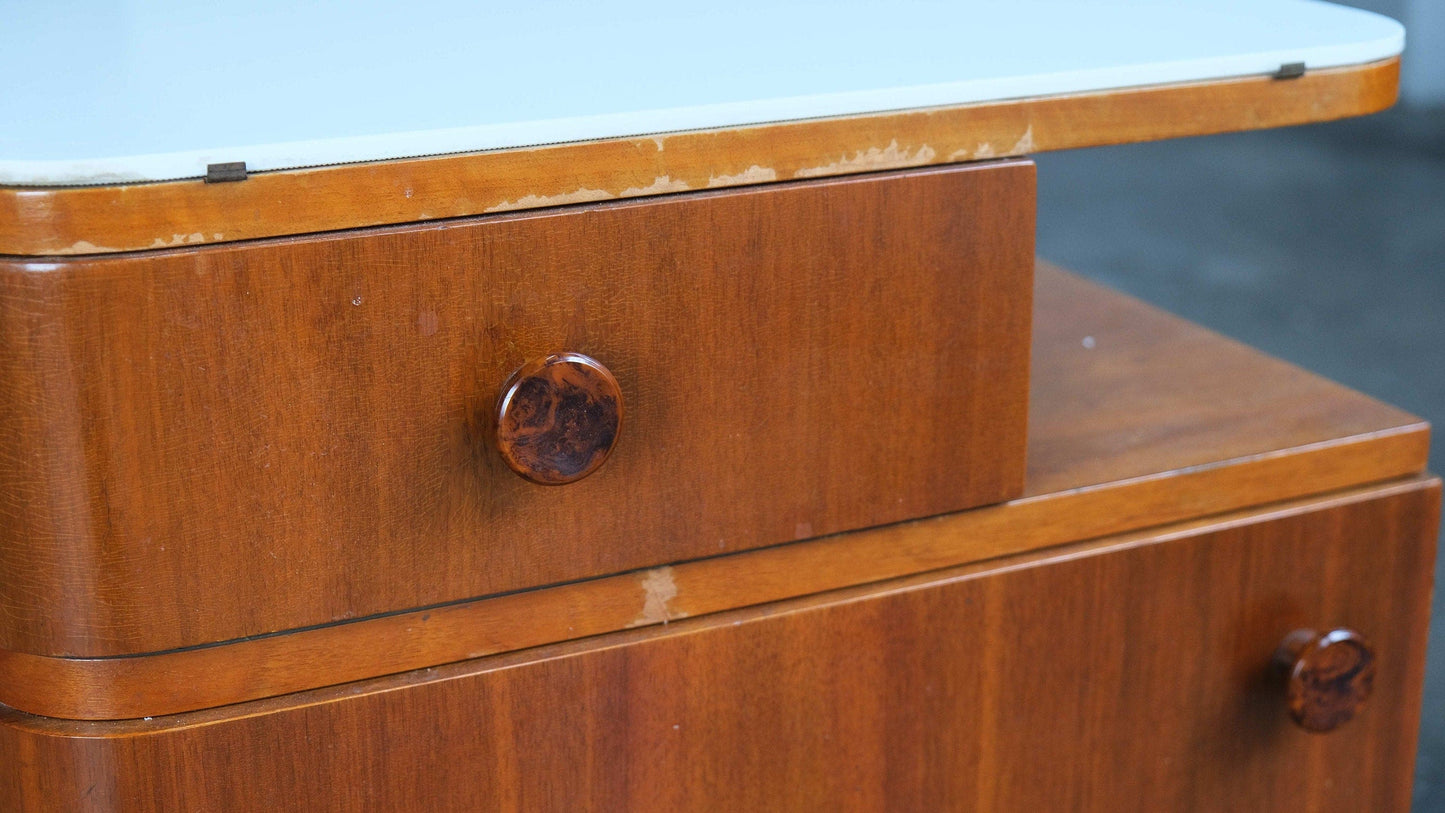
[{"x1": 1035, "y1": 2, "x2": 1443, "y2": 806}]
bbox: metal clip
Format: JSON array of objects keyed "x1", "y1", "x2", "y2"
[
  {"x1": 1273, "y1": 62, "x2": 1306, "y2": 80},
  {"x1": 205, "y1": 162, "x2": 248, "y2": 183}
]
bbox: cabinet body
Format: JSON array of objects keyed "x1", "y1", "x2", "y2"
[
  {"x1": 0, "y1": 165, "x2": 1435, "y2": 810},
  {"x1": 0, "y1": 7, "x2": 1429, "y2": 807}
]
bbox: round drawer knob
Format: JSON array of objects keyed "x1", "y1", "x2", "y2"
[
  {"x1": 1273, "y1": 628, "x2": 1376, "y2": 733},
  {"x1": 495, "y1": 353, "x2": 623, "y2": 485}
]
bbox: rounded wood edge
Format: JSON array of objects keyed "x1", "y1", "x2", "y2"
[{"x1": 0, "y1": 57, "x2": 1399, "y2": 257}]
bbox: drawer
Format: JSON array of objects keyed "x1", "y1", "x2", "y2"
[
  {"x1": 0, "y1": 161, "x2": 1035, "y2": 657},
  {"x1": 2, "y1": 477, "x2": 1434, "y2": 810}
]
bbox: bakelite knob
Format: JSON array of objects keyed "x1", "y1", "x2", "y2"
[
  {"x1": 1273, "y1": 628, "x2": 1376, "y2": 733},
  {"x1": 495, "y1": 353, "x2": 623, "y2": 485}
]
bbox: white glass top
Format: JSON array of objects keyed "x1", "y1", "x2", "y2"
[{"x1": 0, "y1": 0, "x2": 1403, "y2": 186}]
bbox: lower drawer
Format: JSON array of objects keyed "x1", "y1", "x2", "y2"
[{"x1": 1, "y1": 477, "x2": 1436, "y2": 811}]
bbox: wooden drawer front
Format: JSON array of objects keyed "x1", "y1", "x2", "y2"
[
  {"x1": 0, "y1": 161, "x2": 1035, "y2": 657},
  {"x1": 2, "y1": 479, "x2": 1433, "y2": 811}
]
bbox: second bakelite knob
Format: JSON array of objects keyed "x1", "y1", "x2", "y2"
[{"x1": 1274, "y1": 628, "x2": 1376, "y2": 733}]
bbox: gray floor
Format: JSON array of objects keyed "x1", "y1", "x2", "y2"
[{"x1": 1035, "y1": 107, "x2": 1445, "y2": 811}]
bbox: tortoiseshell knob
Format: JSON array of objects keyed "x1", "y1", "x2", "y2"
[
  {"x1": 495, "y1": 353, "x2": 622, "y2": 485},
  {"x1": 1274, "y1": 628, "x2": 1376, "y2": 733}
]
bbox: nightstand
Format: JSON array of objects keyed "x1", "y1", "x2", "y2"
[{"x1": 0, "y1": 2, "x2": 1433, "y2": 809}]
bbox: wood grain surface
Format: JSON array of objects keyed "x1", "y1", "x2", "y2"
[
  {"x1": 0, "y1": 58, "x2": 1398, "y2": 257},
  {"x1": 0, "y1": 162, "x2": 1035, "y2": 659},
  {"x1": 0, "y1": 265, "x2": 1430, "y2": 720},
  {"x1": 1, "y1": 477, "x2": 1435, "y2": 811}
]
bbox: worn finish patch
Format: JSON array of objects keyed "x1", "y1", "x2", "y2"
[{"x1": 630, "y1": 566, "x2": 682, "y2": 627}]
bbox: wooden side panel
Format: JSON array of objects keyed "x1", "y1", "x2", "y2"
[
  {"x1": 0, "y1": 162, "x2": 1035, "y2": 657},
  {"x1": 1, "y1": 479, "x2": 1435, "y2": 811}
]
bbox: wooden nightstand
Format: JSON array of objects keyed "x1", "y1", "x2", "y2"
[{"x1": 0, "y1": 3, "x2": 1433, "y2": 810}]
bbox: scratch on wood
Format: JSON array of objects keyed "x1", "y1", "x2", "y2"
[
  {"x1": 146, "y1": 232, "x2": 207, "y2": 250},
  {"x1": 792, "y1": 140, "x2": 937, "y2": 178},
  {"x1": 629, "y1": 566, "x2": 683, "y2": 627},
  {"x1": 1009, "y1": 125, "x2": 1035, "y2": 154},
  {"x1": 63, "y1": 240, "x2": 109, "y2": 254},
  {"x1": 707, "y1": 165, "x2": 778, "y2": 187},
  {"x1": 620, "y1": 175, "x2": 690, "y2": 197},
  {"x1": 483, "y1": 187, "x2": 613, "y2": 213}
]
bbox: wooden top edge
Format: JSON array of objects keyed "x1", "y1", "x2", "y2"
[{"x1": 0, "y1": 57, "x2": 1399, "y2": 257}]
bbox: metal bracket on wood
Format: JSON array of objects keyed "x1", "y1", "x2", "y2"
[
  {"x1": 205, "y1": 161, "x2": 249, "y2": 183},
  {"x1": 1273, "y1": 62, "x2": 1307, "y2": 80}
]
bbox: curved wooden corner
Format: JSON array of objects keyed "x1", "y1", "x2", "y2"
[{"x1": 0, "y1": 57, "x2": 1399, "y2": 257}]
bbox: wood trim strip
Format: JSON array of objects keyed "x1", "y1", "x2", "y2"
[
  {"x1": 0, "y1": 423, "x2": 1427, "y2": 720},
  {"x1": 0, "y1": 58, "x2": 1399, "y2": 257}
]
